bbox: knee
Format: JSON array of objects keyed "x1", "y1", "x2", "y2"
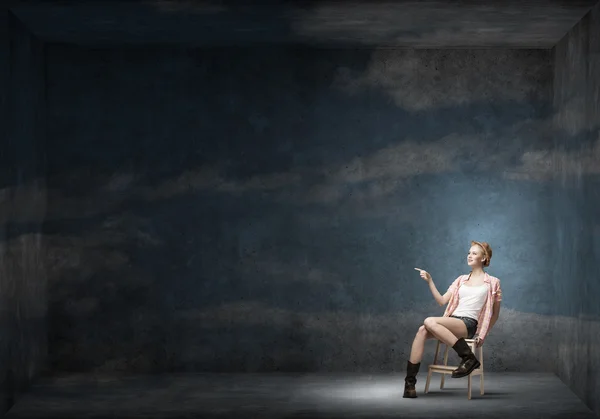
[
  {"x1": 423, "y1": 317, "x2": 436, "y2": 329},
  {"x1": 416, "y1": 325, "x2": 428, "y2": 338}
]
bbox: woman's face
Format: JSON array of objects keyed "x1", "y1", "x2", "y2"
[{"x1": 467, "y1": 245, "x2": 485, "y2": 267}]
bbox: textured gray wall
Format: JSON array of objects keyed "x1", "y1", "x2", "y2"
[
  {"x1": 0, "y1": 10, "x2": 48, "y2": 417},
  {"x1": 45, "y1": 46, "x2": 558, "y2": 374},
  {"x1": 553, "y1": 2, "x2": 600, "y2": 416}
]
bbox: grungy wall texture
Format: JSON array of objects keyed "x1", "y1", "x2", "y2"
[
  {"x1": 0, "y1": 10, "x2": 48, "y2": 416},
  {"x1": 553, "y1": 1, "x2": 600, "y2": 416},
  {"x1": 45, "y1": 46, "x2": 557, "y2": 374}
]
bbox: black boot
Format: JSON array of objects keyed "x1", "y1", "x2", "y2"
[
  {"x1": 403, "y1": 360, "x2": 420, "y2": 398},
  {"x1": 451, "y1": 338, "x2": 480, "y2": 378}
]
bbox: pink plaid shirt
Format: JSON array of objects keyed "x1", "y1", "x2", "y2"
[{"x1": 442, "y1": 272, "x2": 502, "y2": 344}]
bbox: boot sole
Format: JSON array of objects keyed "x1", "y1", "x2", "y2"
[{"x1": 451, "y1": 360, "x2": 480, "y2": 378}]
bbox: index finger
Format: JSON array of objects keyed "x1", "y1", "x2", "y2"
[{"x1": 414, "y1": 268, "x2": 423, "y2": 272}]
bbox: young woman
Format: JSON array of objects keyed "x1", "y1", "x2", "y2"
[{"x1": 403, "y1": 241, "x2": 502, "y2": 398}]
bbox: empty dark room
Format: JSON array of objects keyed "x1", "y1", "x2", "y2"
[{"x1": 0, "y1": 1, "x2": 599, "y2": 418}]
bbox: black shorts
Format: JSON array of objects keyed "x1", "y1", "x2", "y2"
[{"x1": 451, "y1": 315, "x2": 478, "y2": 339}]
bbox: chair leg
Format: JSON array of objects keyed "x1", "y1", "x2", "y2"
[
  {"x1": 480, "y1": 372, "x2": 485, "y2": 395},
  {"x1": 467, "y1": 375, "x2": 472, "y2": 400},
  {"x1": 479, "y1": 346, "x2": 485, "y2": 395},
  {"x1": 440, "y1": 345, "x2": 449, "y2": 389},
  {"x1": 426, "y1": 340, "x2": 441, "y2": 394},
  {"x1": 425, "y1": 369, "x2": 432, "y2": 393}
]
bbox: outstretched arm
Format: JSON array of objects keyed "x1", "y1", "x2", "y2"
[
  {"x1": 415, "y1": 268, "x2": 452, "y2": 306},
  {"x1": 429, "y1": 281, "x2": 453, "y2": 307}
]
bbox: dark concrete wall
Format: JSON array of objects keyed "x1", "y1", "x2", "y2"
[
  {"x1": 45, "y1": 45, "x2": 556, "y2": 374},
  {"x1": 10, "y1": 0, "x2": 597, "y2": 48},
  {"x1": 0, "y1": 10, "x2": 48, "y2": 417},
  {"x1": 552, "y1": 2, "x2": 600, "y2": 416}
]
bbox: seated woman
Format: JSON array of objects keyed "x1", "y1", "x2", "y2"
[{"x1": 404, "y1": 240, "x2": 502, "y2": 398}]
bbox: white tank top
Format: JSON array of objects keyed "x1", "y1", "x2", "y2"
[{"x1": 452, "y1": 284, "x2": 488, "y2": 320}]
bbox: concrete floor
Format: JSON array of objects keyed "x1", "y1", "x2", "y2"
[{"x1": 6, "y1": 372, "x2": 597, "y2": 419}]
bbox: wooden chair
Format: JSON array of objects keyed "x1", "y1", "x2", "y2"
[{"x1": 424, "y1": 338, "x2": 484, "y2": 400}]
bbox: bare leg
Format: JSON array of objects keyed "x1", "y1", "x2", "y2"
[
  {"x1": 423, "y1": 317, "x2": 468, "y2": 347},
  {"x1": 409, "y1": 325, "x2": 434, "y2": 363}
]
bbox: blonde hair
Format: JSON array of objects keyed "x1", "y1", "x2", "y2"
[{"x1": 471, "y1": 241, "x2": 492, "y2": 267}]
